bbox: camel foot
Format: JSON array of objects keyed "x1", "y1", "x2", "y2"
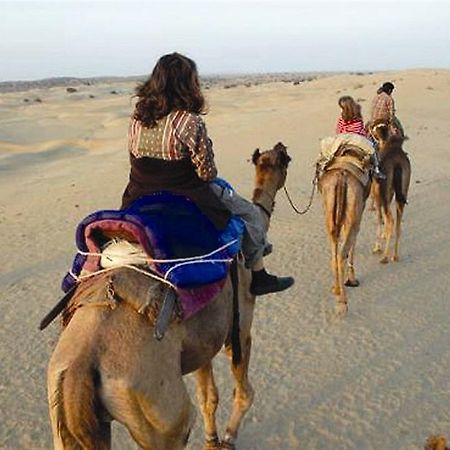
[
  {"x1": 205, "y1": 443, "x2": 221, "y2": 450},
  {"x1": 335, "y1": 302, "x2": 348, "y2": 317},
  {"x1": 345, "y1": 279, "x2": 360, "y2": 287},
  {"x1": 372, "y1": 246, "x2": 382, "y2": 254},
  {"x1": 221, "y1": 441, "x2": 236, "y2": 450},
  {"x1": 380, "y1": 256, "x2": 389, "y2": 264},
  {"x1": 204, "y1": 436, "x2": 221, "y2": 450},
  {"x1": 392, "y1": 255, "x2": 400, "y2": 262}
]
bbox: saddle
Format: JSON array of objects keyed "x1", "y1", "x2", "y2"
[
  {"x1": 325, "y1": 144, "x2": 372, "y2": 189},
  {"x1": 41, "y1": 190, "x2": 245, "y2": 336}
]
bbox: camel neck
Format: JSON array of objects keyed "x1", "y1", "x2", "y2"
[{"x1": 252, "y1": 185, "x2": 277, "y2": 223}]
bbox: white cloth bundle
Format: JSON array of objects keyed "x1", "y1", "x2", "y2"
[{"x1": 100, "y1": 239, "x2": 148, "y2": 268}]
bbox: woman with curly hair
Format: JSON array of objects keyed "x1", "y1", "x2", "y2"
[{"x1": 121, "y1": 52, "x2": 294, "y2": 296}]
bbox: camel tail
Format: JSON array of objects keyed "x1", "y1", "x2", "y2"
[
  {"x1": 50, "y1": 357, "x2": 103, "y2": 449},
  {"x1": 333, "y1": 171, "x2": 348, "y2": 237},
  {"x1": 393, "y1": 166, "x2": 408, "y2": 205}
]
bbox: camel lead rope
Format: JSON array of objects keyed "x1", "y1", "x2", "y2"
[{"x1": 284, "y1": 174, "x2": 318, "y2": 215}]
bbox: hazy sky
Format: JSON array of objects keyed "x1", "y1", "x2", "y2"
[{"x1": 1, "y1": 0, "x2": 449, "y2": 81}]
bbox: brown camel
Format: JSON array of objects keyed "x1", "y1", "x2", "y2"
[
  {"x1": 47, "y1": 142, "x2": 291, "y2": 450},
  {"x1": 369, "y1": 120, "x2": 411, "y2": 263},
  {"x1": 425, "y1": 435, "x2": 449, "y2": 450},
  {"x1": 318, "y1": 144, "x2": 372, "y2": 315}
]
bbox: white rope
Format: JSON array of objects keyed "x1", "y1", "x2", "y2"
[
  {"x1": 77, "y1": 238, "x2": 239, "y2": 264},
  {"x1": 69, "y1": 238, "x2": 238, "y2": 288},
  {"x1": 163, "y1": 258, "x2": 232, "y2": 281},
  {"x1": 68, "y1": 264, "x2": 176, "y2": 289}
]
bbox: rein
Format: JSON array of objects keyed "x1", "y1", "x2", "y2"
[{"x1": 283, "y1": 174, "x2": 318, "y2": 215}]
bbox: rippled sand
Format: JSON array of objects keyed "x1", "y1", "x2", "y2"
[{"x1": 1, "y1": 69, "x2": 449, "y2": 449}]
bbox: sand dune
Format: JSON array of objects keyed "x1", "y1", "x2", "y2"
[{"x1": 1, "y1": 69, "x2": 450, "y2": 449}]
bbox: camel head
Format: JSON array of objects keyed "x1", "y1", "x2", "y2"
[
  {"x1": 369, "y1": 118, "x2": 406, "y2": 150},
  {"x1": 369, "y1": 119, "x2": 391, "y2": 143},
  {"x1": 252, "y1": 142, "x2": 292, "y2": 191}
]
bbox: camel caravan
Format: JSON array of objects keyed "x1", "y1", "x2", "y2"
[
  {"x1": 316, "y1": 85, "x2": 411, "y2": 315},
  {"x1": 41, "y1": 59, "x2": 412, "y2": 449}
]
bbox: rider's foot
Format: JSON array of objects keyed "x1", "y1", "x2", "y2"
[{"x1": 250, "y1": 269, "x2": 294, "y2": 296}]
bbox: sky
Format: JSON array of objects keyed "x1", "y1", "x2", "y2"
[{"x1": 0, "y1": 0, "x2": 449, "y2": 81}]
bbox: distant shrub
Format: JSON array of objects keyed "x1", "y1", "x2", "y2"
[{"x1": 66, "y1": 87, "x2": 78, "y2": 93}]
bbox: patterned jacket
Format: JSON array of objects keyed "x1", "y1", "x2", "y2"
[{"x1": 128, "y1": 110, "x2": 217, "y2": 182}]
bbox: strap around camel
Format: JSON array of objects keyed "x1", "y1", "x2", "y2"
[
  {"x1": 325, "y1": 153, "x2": 371, "y2": 189},
  {"x1": 57, "y1": 266, "x2": 229, "y2": 329}
]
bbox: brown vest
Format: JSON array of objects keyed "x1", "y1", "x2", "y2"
[{"x1": 121, "y1": 156, "x2": 231, "y2": 230}]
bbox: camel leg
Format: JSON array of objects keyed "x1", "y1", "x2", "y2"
[
  {"x1": 337, "y1": 218, "x2": 362, "y2": 315},
  {"x1": 101, "y1": 369, "x2": 195, "y2": 450},
  {"x1": 195, "y1": 363, "x2": 221, "y2": 450},
  {"x1": 120, "y1": 388, "x2": 193, "y2": 450},
  {"x1": 392, "y1": 202, "x2": 405, "y2": 262},
  {"x1": 372, "y1": 195, "x2": 384, "y2": 254},
  {"x1": 221, "y1": 336, "x2": 255, "y2": 449},
  {"x1": 380, "y1": 206, "x2": 394, "y2": 264},
  {"x1": 334, "y1": 251, "x2": 348, "y2": 316},
  {"x1": 344, "y1": 244, "x2": 360, "y2": 287},
  {"x1": 329, "y1": 235, "x2": 341, "y2": 296}
]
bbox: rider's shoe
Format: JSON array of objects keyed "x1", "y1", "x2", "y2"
[{"x1": 250, "y1": 269, "x2": 294, "y2": 296}]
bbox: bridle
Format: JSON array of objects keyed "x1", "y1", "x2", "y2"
[{"x1": 253, "y1": 187, "x2": 275, "y2": 218}]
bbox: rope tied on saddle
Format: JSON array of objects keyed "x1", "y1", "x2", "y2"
[{"x1": 67, "y1": 238, "x2": 239, "y2": 288}]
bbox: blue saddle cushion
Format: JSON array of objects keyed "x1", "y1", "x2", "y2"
[{"x1": 63, "y1": 183, "x2": 244, "y2": 291}]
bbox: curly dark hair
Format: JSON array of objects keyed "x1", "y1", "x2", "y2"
[{"x1": 134, "y1": 53, "x2": 206, "y2": 127}]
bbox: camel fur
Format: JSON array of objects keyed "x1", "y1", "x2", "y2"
[
  {"x1": 369, "y1": 119, "x2": 411, "y2": 263},
  {"x1": 318, "y1": 144, "x2": 372, "y2": 316}
]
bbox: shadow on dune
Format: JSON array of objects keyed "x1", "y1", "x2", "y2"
[{"x1": 0, "y1": 146, "x2": 87, "y2": 173}]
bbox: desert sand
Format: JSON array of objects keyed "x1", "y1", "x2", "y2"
[{"x1": 1, "y1": 69, "x2": 450, "y2": 450}]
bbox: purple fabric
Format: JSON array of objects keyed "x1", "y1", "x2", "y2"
[{"x1": 178, "y1": 278, "x2": 226, "y2": 319}]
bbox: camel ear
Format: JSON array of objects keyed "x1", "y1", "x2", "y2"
[
  {"x1": 278, "y1": 150, "x2": 292, "y2": 168},
  {"x1": 252, "y1": 148, "x2": 261, "y2": 165},
  {"x1": 274, "y1": 142, "x2": 291, "y2": 167}
]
